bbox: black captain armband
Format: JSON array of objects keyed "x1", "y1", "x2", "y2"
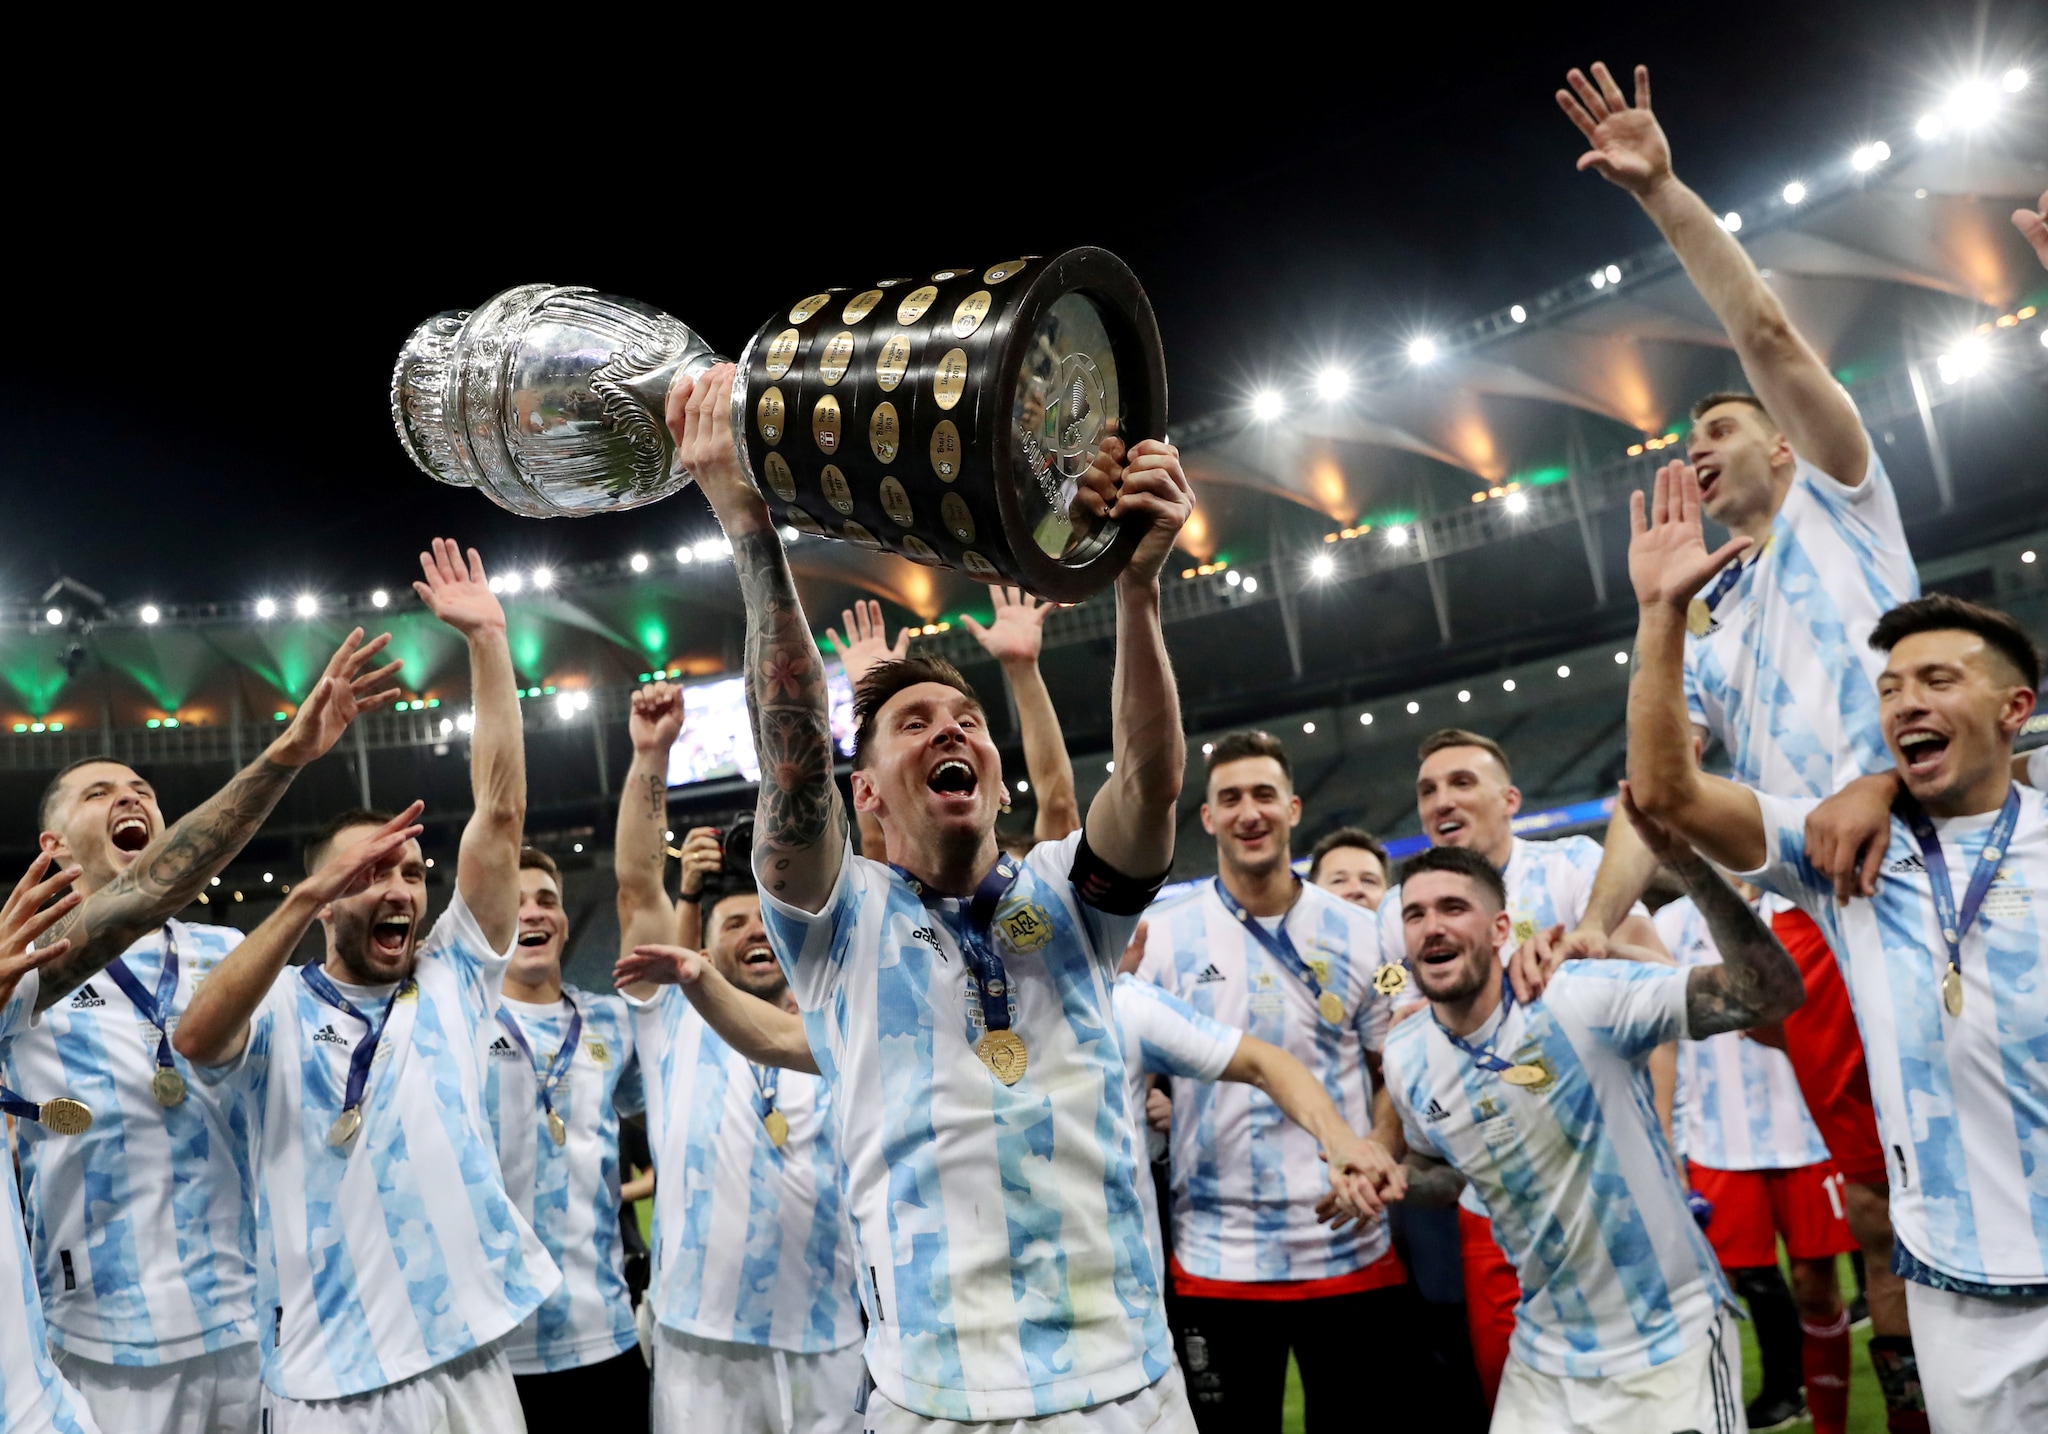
[{"x1": 1069, "y1": 832, "x2": 1170, "y2": 916}]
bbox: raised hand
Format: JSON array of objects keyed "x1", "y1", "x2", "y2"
[
  {"x1": 413, "y1": 538, "x2": 506, "y2": 637},
  {"x1": 0, "y1": 852, "x2": 82, "y2": 1008},
  {"x1": 2015, "y1": 189, "x2": 2048, "y2": 270},
  {"x1": 1145, "y1": 1083, "x2": 1173, "y2": 1133},
  {"x1": 1113, "y1": 439, "x2": 1195, "y2": 586},
  {"x1": 961, "y1": 587, "x2": 1053, "y2": 667},
  {"x1": 1557, "y1": 62, "x2": 1671, "y2": 198},
  {"x1": 676, "y1": 827, "x2": 723, "y2": 899},
  {"x1": 1316, "y1": 1132, "x2": 1403, "y2": 1227},
  {"x1": 630, "y1": 682, "x2": 686, "y2": 756},
  {"x1": 1802, "y1": 771, "x2": 1901, "y2": 904},
  {"x1": 1506, "y1": 923, "x2": 1570, "y2": 1006},
  {"x1": 1628, "y1": 462, "x2": 1753, "y2": 610},
  {"x1": 296, "y1": 804, "x2": 426, "y2": 908},
  {"x1": 615, "y1": 943, "x2": 710, "y2": 989},
  {"x1": 272, "y1": 628, "x2": 404, "y2": 767},
  {"x1": 825, "y1": 600, "x2": 911, "y2": 689}
]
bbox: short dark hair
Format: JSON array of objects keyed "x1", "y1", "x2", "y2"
[
  {"x1": 1308, "y1": 827, "x2": 1389, "y2": 882},
  {"x1": 1690, "y1": 391, "x2": 1776, "y2": 427},
  {"x1": 39, "y1": 756, "x2": 144, "y2": 831},
  {"x1": 702, "y1": 868, "x2": 761, "y2": 927},
  {"x1": 518, "y1": 847, "x2": 561, "y2": 886},
  {"x1": 1396, "y1": 845, "x2": 1507, "y2": 911},
  {"x1": 1869, "y1": 594, "x2": 2042, "y2": 693},
  {"x1": 303, "y1": 808, "x2": 399, "y2": 874},
  {"x1": 1205, "y1": 730, "x2": 1292, "y2": 783},
  {"x1": 1417, "y1": 728, "x2": 1512, "y2": 781},
  {"x1": 852, "y1": 657, "x2": 982, "y2": 770}
]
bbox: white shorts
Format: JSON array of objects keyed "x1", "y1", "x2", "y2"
[
  {"x1": 57, "y1": 1342, "x2": 261, "y2": 1434},
  {"x1": 859, "y1": 1363, "x2": 1195, "y2": 1434},
  {"x1": 652, "y1": 1324, "x2": 864, "y2": 1434},
  {"x1": 1904, "y1": 1279, "x2": 2048, "y2": 1433},
  {"x1": 1489, "y1": 1309, "x2": 1743, "y2": 1434},
  {"x1": 256, "y1": 1342, "x2": 523, "y2": 1434}
]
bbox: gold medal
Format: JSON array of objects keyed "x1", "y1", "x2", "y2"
[
  {"x1": 763, "y1": 1109, "x2": 790, "y2": 1148},
  {"x1": 151, "y1": 1067, "x2": 187, "y2": 1108},
  {"x1": 1373, "y1": 964, "x2": 1409, "y2": 997},
  {"x1": 1317, "y1": 991, "x2": 1345, "y2": 1025},
  {"x1": 1942, "y1": 967, "x2": 1964, "y2": 1018},
  {"x1": 547, "y1": 1110, "x2": 568, "y2": 1148},
  {"x1": 38, "y1": 1097, "x2": 93, "y2": 1135},
  {"x1": 976, "y1": 1030, "x2": 1028, "y2": 1086},
  {"x1": 328, "y1": 1108, "x2": 363, "y2": 1148},
  {"x1": 1501, "y1": 1064, "x2": 1548, "y2": 1087},
  {"x1": 1686, "y1": 599, "x2": 1712, "y2": 637}
]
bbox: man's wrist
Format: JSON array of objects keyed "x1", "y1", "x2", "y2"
[
  {"x1": 1114, "y1": 571, "x2": 1163, "y2": 606},
  {"x1": 1633, "y1": 170, "x2": 1687, "y2": 216}
]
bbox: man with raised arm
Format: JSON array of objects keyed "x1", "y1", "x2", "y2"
[
  {"x1": 5, "y1": 631, "x2": 401, "y2": 1434},
  {"x1": 611, "y1": 680, "x2": 862, "y2": 1434},
  {"x1": 173, "y1": 540, "x2": 560, "y2": 1433},
  {"x1": 1625, "y1": 462, "x2": 2048, "y2": 1429},
  {"x1": 1383, "y1": 815, "x2": 1801, "y2": 1434},
  {"x1": 668, "y1": 362, "x2": 1196, "y2": 1430},
  {"x1": 1558, "y1": 60, "x2": 1928, "y2": 1416}
]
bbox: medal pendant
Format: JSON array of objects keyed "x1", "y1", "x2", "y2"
[
  {"x1": 1686, "y1": 599, "x2": 1712, "y2": 638},
  {"x1": 547, "y1": 1110, "x2": 568, "y2": 1148},
  {"x1": 151, "y1": 1067, "x2": 187, "y2": 1108},
  {"x1": 1372, "y1": 965, "x2": 1408, "y2": 997},
  {"x1": 763, "y1": 1109, "x2": 790, "y2": 1148},
  {"x1": 38, "y1": 1097, "x2": 93, "y2": 1135},
  {"x1": 328, "y1": 1108, "x2": 363, "y2": 1148},
  {"x1": 976, "y1": 1030, "x2": 1029, "y2": 1086},
  {"x1": 1317, "y1": 991, "x2": 1345, "y2": 1025},
  {"x1": 1501, "y1": 1064, "x2": 1548, "y2": 1087},
  {"x1": 1942, "y1": 967, "x2": 1964, "y2": 1018}
]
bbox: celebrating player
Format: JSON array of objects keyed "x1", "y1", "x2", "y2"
[
  {"x1": 669, "y1": 362, "x2": 1195, "y2": 1429},
  {"x1": 611, "y1": 681, "x2": 862, "y2": 1434},
  {"x1": 5, "y1": 631, "x2": 402, "y2": 1434},
  {"x1": 483, "y1": 846, "x2": 647, "y2": 1427},
  {"x1": 174, "y1": 539, "x2": 559, "y2": 1432}
]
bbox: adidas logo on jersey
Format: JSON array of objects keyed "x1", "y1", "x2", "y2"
[
  {"x1": 1423, "y1": 1098, "x2": 1451, "y2": 1123},
  {"x1": 1885, "y1": 854, "x2": 1927, "y2": 875},
  {"x1": 69, "y1": 984, "x2": 106, "y2": 1009},
  {"x1": 312, "y1": 1024, "x2": 349, "y2": 1046},
  {"x1": 488, "y1": 1036, "x2": 518, "y2": 1057},
  {"x1": 1194, "y1": 964, "x2": 1226, "y2": 984}
]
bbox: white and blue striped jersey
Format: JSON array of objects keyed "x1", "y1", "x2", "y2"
[
  {"x1": 1746, "y1": 785, "x2": 2048, "y2": 1287},
  {"x1": 761, "y1": 830, "x2": 1168, "y2": 1422},
  {"x1": 5, "y1": 921, "x2": 257, "y2": 1365},
  {"x1": 483, "y1": 989, "x2": 644, "y2": 1374},
  {"x1": 204, "y1": 893, "x2": 560, "y2": 1400},
  {"x1": 1384, "y1": 962, "x2": 1732, "y2": 1377},
  {"x1": 1684, "y1": 445, "x2": 1916, "y2": 798},
  {"x1": 1137, "y1": 879, "x2": 1392, "y2": 1282},
  {"x1": 1111, "y1": 974, "x2": 1243, "y2": 1285},
  {"x1": 627, "y1": 984, "x2": 858, "y2": 1355},
  {"x1": 1657, "y1": 898, "x2": 1830, "y2": 1171},
  {"x1": 2, "y1": 972, "x2": 100, "y2": 1434}
]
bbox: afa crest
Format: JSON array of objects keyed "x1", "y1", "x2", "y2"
[{"x1": 996, "y1": 901, "x2": 1055, "y2": 953}]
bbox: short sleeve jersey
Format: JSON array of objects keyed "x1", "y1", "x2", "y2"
[
  {"x1": 628, "y1": 984, "x2": 859, "y2": 1354},
  {"x1": 482, "y1": 988, "x2": 644, "y2": 1374},
  {"x1": 5, "y1": 921, "x2": 258, "y2": 1363},
  {"x1": 1137, "y1": 880, "x2": 1392, "y2": 1282},
  {"x1": 1656, "y1": 898, "x2": 1829, "y2": 1171},
  {"x1": 1110, "y1": 974, "x2": 1242, "y2": 1286},
  {"x1": 759, "y1": 831, "x2": 1167, "y2": 1423},
  {"x1": 1383, "y1": 963, "x2": 1731, "y2": 1378},
  {"x1": 1683, "y1": 445, "x2": 1917, "y2": 797},
  {"x1": 208, "y1": 893, "x2": 561, "y2": 1400},
  {"x1": 1745, "y1": 785, "x2": 2048, "y2": 1286},
  {"x1": 1, "y1": 972, "x2": 100, "y2": 1434}
]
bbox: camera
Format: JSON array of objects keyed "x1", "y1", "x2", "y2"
[{"x1": 720, "y1": 812, "x2": 755, "y2": 881}]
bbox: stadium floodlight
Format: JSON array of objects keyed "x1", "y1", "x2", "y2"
[
  {"x1": 500, "y1": 571, "x2": 523, "y2": 595},
  {"x1": 1782, "y1": 181, "x2": 1807, "y2": 205},
  {"x1": 255, "y1": 598, "x2": 277, "y2": 619},
  {"x1": 2022, "y1": 550, "x2": 2037, "y2": 564},
  {"x1": 1718, "y1": 212, "x2": 1742, "y2": 232},
  {"x1": 1104, "y1": 760, "x2": 1115, "y2": 773},
  {"x1": 1241, "y1": 576, "x2": 1259, "y2": 593},
  {"x1": 1947, "y1": 79, "x2": 1999, "y2": 129},
  {"x1": 44, "y1": 608, "x2": 62, "y2": 626},
  {"x1": 371, "y1": 589, "x2": 389, "y2": 608},
  {"x1": 557, "y1": 693, "x2": 578, "y2": 719},
  {"x1": 140, "y1": 604, "x2": 160, "y2": 624},
  {"x1": 1407, "y1": 336, "x2": 1439, "y2": 365},
  {"x1": 1313, "y1": 366, "x2": 1352, "y2": 401},
  {"x1": 1851, "y1": 141, "x2": 1890, "y2": 172},
  {"x1": 1504, "y1": 492, "x2": 1528, "y2": 515},
  {"x1": 456, "y1": 711, "x2": 475, "y2": 733},
  {"x1": 1937, "y1": 336, "x2": 1987, "y2": 384},
  {"x1": 2005, "y1": 68, "x2": 2030, "y2": 93},
  {"x1": 675, "y1": 546, "x2": 693, "y2": 564},
  {"x1": 1310, "y1": 554, "x2": 1335, "y2": 579},
  {"x1": 1202, "y1": 742, "x2": 1215, "y2": 755},
  {"x1": 1557, "y1": 664, "x2": 1572, "y2": 678},
  {"x1": 1502, "y1": 678, "x2": 1516, "y2": 691},
  {"x1": 440, "y1": 717, "x2": 454, "y2": 735},
  {"x1": 1405, "y1": 701, "x2": 1420, "y2": 714},
  {"x1": 1916, "y1": 112, "x2": 1946, "y2": 140},
  {"x1": 1457, "y1": 690, "x2": 1471, "y2": 703},
  {"x1": 531, "y1": 567, "x2": 554, "y2": 589},
  {"x1": 1386, "y1": 525, "x2": 1409, "y2": 547},
  {"x1": 1302, "y1": 722, "x2": 1315, "y2": 734},
  {"x1": 1359, "y1": 712, "x2": 1373, "y2": 725},
  {"x1": 1603, "y1": 264, "x2": 1621, "y2": 284},
  {"x1": 2040, "y1": 329, "x2": 2048, "y2": 350},
  {"x1": 1509, "y1": 305, "x2": 1527, "y2": 323},
  {"x1": 294, "y1": 594, "x2": 318, "y2": 618},
  {"x1": 486, "y1": 575, "x2": 504, "y2": 593},
  {"x1": 1590, "y1": 269, "x2": 1608, "y2": 290},
  {"x1": 1614, "y1": 650, "x2": 1630, "y2": 664},
  {"x1": 1250, "y1": 388, "x2": 1286, "y2": 421},
  {"x1": 1225, "y1": 569, "x2": 1242, "y2": 587},
  {"x1": 629, "y1": 552, "x2": 650, "y2": 573}
]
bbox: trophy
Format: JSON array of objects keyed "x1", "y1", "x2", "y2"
[{"x1": 391, "y1": 249, "x2": 1166, "y2": 603}]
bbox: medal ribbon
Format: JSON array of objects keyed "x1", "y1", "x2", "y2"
[
  {"x1": 1694, "y1": 554, "x2": 1748, "y2": 622},
  {"x1": 1435, "y1": 974, "x2": 1523, "y2": 1075},
  {"x1": 300, "y1": 966, "x2": 410, "y2": 1122},
  {"x1": 1211, "y1": 877, "x2": 1341, "y2": 1024},
  {"x1": 893, "y1": 860, "x2": 1026, "y2": 1036},
  {"x1": 101, "y1": 923, "x2": 180, "y2": 1082},
  {"x1": 748, "y1": 1061, "x2": 779, "y2": 1119},
  {"x1": 1896, "y1": 785, "x2": 2021, "y2": 1005},
  {"x1": 0, "y1": 1083, "x2": 44, "y2": 1122},
  {"x1": 494, "y1": 999, "x2": 583, "y2": 1131}
]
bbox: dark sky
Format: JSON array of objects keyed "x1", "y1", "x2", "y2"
[{"x1": 5, "y1": 1, "x2": 2035, "y2": 608}]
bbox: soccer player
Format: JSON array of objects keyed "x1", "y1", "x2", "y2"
[
  {"x1": 1306, "y1": 827, "x2": 1390, "y2": 911},
  {"x1": 611, "y1": 680, "x2": 862, "y2": 1434},
  {"x1": 1625, "y1": 463, "x2": 2048, "y2": 1428},
  {"x1": 1135, "y1": 730, "x2": 1412, "y2": 1431},
  {"x1": 1384, "y1": 820, "x2": 1803, "y2": 1434},
  {"x1": 1374, "y1": 725, "x2": 1669, "y2": 1408},
  {"x1": 5, "y1": 630, "x2": 402, "y2": 1434},
  {"x1": 174, "y1": 539, "x2": 559, "y2": 1431},
  {"x1": 668, "y1": 363, "x2": 1195, "y2": 1429},
  {"x1": 1661, "y1": 884, "x2": 1854, "y2": 1434},
  {"x1": 483, "y1": 845, "x2": 647, "y2": 1427},
  {"x1": 1558, "y1": 58, "x2": 1926, "y2": 1422}
]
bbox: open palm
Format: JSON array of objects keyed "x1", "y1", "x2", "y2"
[
  {"x1": 1557, "y1": 62, "x2": 1671, "y2": 197},
  {"x1": 413, "y1": 537, "x2": 506, "y2": 636},
  {"x1": 274, "y1": 629, "x2": 403, "y2": 766},
  {"x1": 1629, "y1": 462, "x2": 1753, "y2": 608},
  {"x1": 826, "y1": 599, "x2": 911, "y2": 688},
  {"x1": 962, "y1": 587, "x2": 1051, "y2": 665}
]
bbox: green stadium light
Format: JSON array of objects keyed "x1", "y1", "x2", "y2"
[
  {"x1": 274, "y1": 711, "x2": 288, "y2": 721},
  {"x1": 11, "y1": 724, "x2": 24, "y2": 733},
  {"x1": 426, "y1": 698, "x2": 440, "y2": 708},
  {"x1": 147, "y1": 719, "x2": 161, "y2": 729},
  {"x1": 164, "y1": 718, "x2": 178, "y2": 728},
  {"x1": 50, "y1": 723, "x2": 62, "y2": 732}
]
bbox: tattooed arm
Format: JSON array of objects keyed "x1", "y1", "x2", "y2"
[
  {"x1": 617, "y1": 684, "x2": 684, "y2": 993},
  {"x1": 37, "y1": 630, "x2": 401, "y2": 1009},
  {"x1": 668, "y1": 365, "x2": 846, "y2": 914}
]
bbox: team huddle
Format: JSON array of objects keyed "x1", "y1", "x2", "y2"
[{"x1": 5, "y1": 60, "x2": 2048, "y2": 1434}]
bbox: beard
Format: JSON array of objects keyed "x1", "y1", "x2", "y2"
[
  {"x1": 327, "y1": 906, "x2": 419, "y2": 985},
  {"x1": 1415, "y1": 941, "x2": 1495, "y2": 1006}
]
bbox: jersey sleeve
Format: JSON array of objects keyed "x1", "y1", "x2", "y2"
[
  {"x1": 1113, "y1": 975, "x2": 1242, "y2": 1081},
  {"x1": 1734, "y1": 790, "x2": 1830, "y2": 918},
  {"x1": 419, "y1": 890, "x2": 514, "y2": 1024},
  {"x1": 0, "y1": 970, "x2": 40, "y2": 1049},
  {"x1": 1557, "y1": 962, "x2": 1689, "y2": 1060},
  {"x1": 1375, "y1": 885, "x2": 1406, "y2": 969},
  {"x1": 594, "y1": 995, "x2": 646, "y2": 1119},
  {"x1": 1033, "y1": 829, "x2": 1144, "y2": 969},
  {"x1": 1797, "y1": 435, "x2": 1890, "y2": 513},
  {"x1": 2028, "y1": 747, "x2": 2048, "y2": 793},
  {"x1": 191, "y1": 975, "x2": 282, "y2": 1105},
  {"x1": 757, "y1": 840, "x2": 864, "y2": 1011}
]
